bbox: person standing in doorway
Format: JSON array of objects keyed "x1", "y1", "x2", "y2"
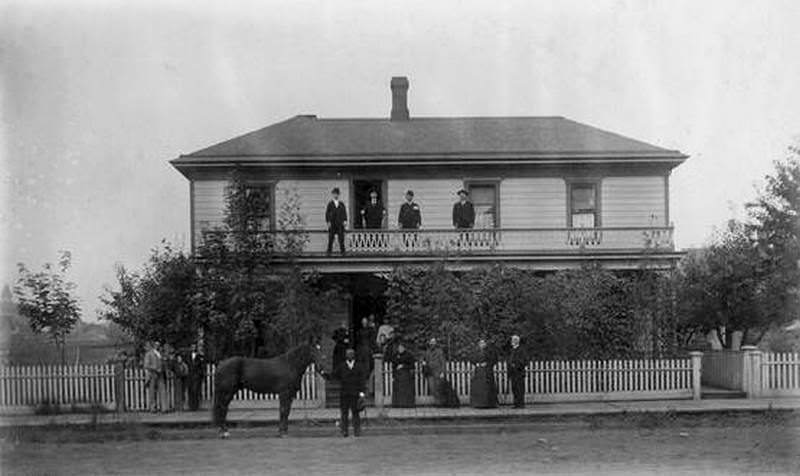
[
  {"x1": 361, "y1": 190, "x2": 387, "y2": 229},
  {"x1": 507, "y1": 334, "x2": 527, "y2": 409},
  {"x1": 326, "y1": 187, "x2": 348, "y2": 254},
  {"x1": 143, "y1": 341, "x2": 164, "y2": 413}
]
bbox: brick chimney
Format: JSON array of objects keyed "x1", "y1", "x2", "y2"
[{"x1": 390, "y1": 76, "x2": 409, "y2": 121}]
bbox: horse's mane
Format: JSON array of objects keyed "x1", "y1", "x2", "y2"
[{"x1": 284, "y1": 343, "x2": 314, "y2": 369}]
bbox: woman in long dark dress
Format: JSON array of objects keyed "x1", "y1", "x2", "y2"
[
  {"x1": 390, "y1": 343, "x2": 416, "y2": 407},
  {"x1": 470, "y1": 338, "x2": 498, "y2": 408}
]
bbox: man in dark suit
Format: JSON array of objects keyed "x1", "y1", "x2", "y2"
[
  {"x1": 186, "y1": 344, "x2": 206, "y2": 411},
  {"x1": 325, "y1": 187, "x2": 348, "y2": 254},
  {"x1": 360, "y1": 190, "x2": 386, "y2": 229},
  {"x1": 507, "y1": 334, "x2": 527, "y2": 409},
  {"x1": 452, "y1": 189, "x2": 475, "y2": 229},
  {"x1": 328, "y1": 348, "x2": 367, "y2": 437},
  {"x1": 398, "y1": 190, "x2": 421, "y2": 229}
]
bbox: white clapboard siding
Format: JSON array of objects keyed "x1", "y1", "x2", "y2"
[
  {"x1": 500, "y1": 178, "x2": 567, "y2": 228},
  {"x1": 276, "y1": 179, "x2": 350, "y2": 229},
  {"x1": 602, "y1": 176, "x2": 667, "y2": 227},
  {"x1": 387, "y1": 179, "x2": 463, "y2": 229},
  {"x1": 192, "y1": 179, "x2": 228, "y2": 238}
]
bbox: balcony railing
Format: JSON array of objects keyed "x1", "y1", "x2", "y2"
[{"x1": 199, "y1": 227, "x2": 675, "y2": 256}]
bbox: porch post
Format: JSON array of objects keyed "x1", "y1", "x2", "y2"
[
  {"x1": 689, "y1": 351, "x2": 703, "y2": 400},
  {"x1": 373, "y1": 353, "x2": 385, "y2": 414}
]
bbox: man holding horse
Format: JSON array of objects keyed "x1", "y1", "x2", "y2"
[{"x1": 328, "y1": 348, "x2": 368, "y2": 437}]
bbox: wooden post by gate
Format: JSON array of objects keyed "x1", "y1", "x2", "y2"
[
  {"x1": 690, "y1": 351, "x2": 703, "y2": 400},
  {"x1": 373, "y1": 353, "x2": 384, "y2": 415}
]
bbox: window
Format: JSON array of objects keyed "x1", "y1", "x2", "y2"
[
  {"x1": 245, "y1": 184, "x2": 273, "y2": 231},
  {"x1": 569, "y1": 183, "x2": 598, "y2": 228},
  {"x1": 468, "y1": 183, "x2": 498, "y2": 228}
]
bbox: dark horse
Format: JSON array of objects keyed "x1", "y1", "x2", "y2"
[{"x1": 212, "y1": 343, "x2": 322, "y2": 438}]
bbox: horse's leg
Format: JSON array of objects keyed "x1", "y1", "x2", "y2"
[
  {"x1": 278, "y1": 392, "x2": 293, "y2": 437},
  {"x1": 213, "y1": 387, "x2": 236, "y2": 438}
]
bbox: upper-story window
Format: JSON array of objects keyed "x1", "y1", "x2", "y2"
[
  {"x1": 245, "y1": 184, "x2": 273, "y2": 231},
  {"x1": 569, "y1": 183, "x2": 598, "y2": 228},
  {"x1": 468, "y1": 183, "x2": 498, "y2": 228}
]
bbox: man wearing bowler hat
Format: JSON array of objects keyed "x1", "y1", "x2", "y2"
[
  {"x1": 398, "y1": 190, "x2": 421, "y2": 249},
  {"x1": 325, "y1": 187, "x2": 348, "y2": 254},
  {"x1": 452, "y1": 189, "x2": 475, "y2": 229}
]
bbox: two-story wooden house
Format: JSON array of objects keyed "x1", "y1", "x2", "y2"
[{"x1": 171, "y1": 76, "x2": 687, "y2": 330}]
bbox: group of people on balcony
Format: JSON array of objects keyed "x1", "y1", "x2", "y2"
[{"x1": 325, "y1": 187, "x2": 476, "y2": 255}]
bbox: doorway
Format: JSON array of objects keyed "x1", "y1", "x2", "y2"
[{"x1": 352, "y1": 179, "x2": 386, "y2": 229}]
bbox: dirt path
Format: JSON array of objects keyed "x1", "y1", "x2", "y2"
[{"x1": 2, "y1": 414, "x2": 799, "y2": 475}]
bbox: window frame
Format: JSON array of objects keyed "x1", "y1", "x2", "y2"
[
  {"x1": 464, "y1": 179, "x2": 501, "y2": 229},
  {"x1": 566, "y1": 179, "x2": 602, "y2": 228},
  {"x1": 243, "y1": 180, "x2": 277, "y2": 232}
]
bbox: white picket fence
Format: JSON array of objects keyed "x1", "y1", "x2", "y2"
[
  {"x1": 380, "y1": 358, "x2": 695, "y2": 405},
  {"x1": 3, "y1": 352, "x2": 798, "y2": 413},
  {"x1": 0, "y1": 363, "x2": 322, "y2": 413},
  {"x1": 0, "y1": 365, "x2": 117, "y2": 410},
  {"x1": 761, "y1": 352, "x2": 800, "y2": 397}
]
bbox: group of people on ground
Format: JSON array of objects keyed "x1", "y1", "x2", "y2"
[
  {"x1": 326, "y1": 187, "x2": 477, "y2": 254},
  {"x1": 143, "y1": 341, "x2": 206, "y2": 413},
  {"x1": 326, "y1": 316, "x2": 531, "y2": 436}
]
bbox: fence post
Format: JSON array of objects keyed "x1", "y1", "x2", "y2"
[
  {"x1": 741, "y1": 346, "x2": 762, "y2": 399},
  {"x1": 113, "y1": 360, "x2": 126, "y2": 412},
  {"x1": 690, "y1": 351, "x2": 703, "y2": 400},
  {"x1": 373, "y1": 353, "x2": 384, "y2": 415},
  {"x1": 316, "y1": 367, "x2": 326, "y2": 408}
]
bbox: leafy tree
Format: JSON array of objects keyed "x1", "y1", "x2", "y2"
[
  {"x1": 192, "y1": 174, "x2": 327, "y2": 359},
  {"x1": 676, "y1": 222, "x2": 778, "y2": 348},
  {"x1": 385, "y1": 263, "x2": 662, "y2": 360},
  {"x1": 675, "y1": 150, "x2": 800, "y2": 349},
  {"x1": 14, "y1": 251, "x2": 81, "y2": 364},
  {"x1": 745, "y1": 147, "x2": 800, "y2": 333},
  {"x1": 99, "y1": 242, "x2": 198, "y2": 352}
]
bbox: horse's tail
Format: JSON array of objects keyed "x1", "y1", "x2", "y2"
[{"x1": 212, "y1": 357, "x2": 243, "y2": 428}]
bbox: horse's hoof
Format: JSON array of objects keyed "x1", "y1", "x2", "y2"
[
  {"x1": 277, "y1": 432, "x2": 287, "y2": 438},
  {"x1": 220, "y1": 431, "x2": 230, "y2": 439}
]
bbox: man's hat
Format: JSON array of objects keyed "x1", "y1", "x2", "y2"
[
  {"x1": 405, "y1": 190, "x2": 414, "y2": 197},
  {"x1": 369, "y1": 189, "x2": 379, "y2": 196},
  {"x1": 332, "y1": 187, "x2": 340, "y2": 194},
  {"x1": 457, "y1": 189, "x2": 469, "y2": 196}
]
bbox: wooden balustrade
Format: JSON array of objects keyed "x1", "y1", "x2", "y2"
[{"x1": 199, "y1": 227, "x2": 675, "y2": 256}]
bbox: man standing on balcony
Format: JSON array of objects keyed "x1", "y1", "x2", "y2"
[
  {"x1": 326, "y1": 187, "x2": 348, "y2": 254},
  {"x1": 398, "y1": 190, "x2": 421, "y2": 229},
  {"x1": 360, "y1": 189, "x2": 386, "y2": 229},
  {"x1": 398, "y1": 190, "x2": 421, "y2": 249},
  {"x1": 452, "y1": 189, "x2": 475, "y2": 229}
]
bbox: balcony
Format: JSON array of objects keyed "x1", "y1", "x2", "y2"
[{"x1": 199, "y1": 226, "x2": 675, "y2": 260}]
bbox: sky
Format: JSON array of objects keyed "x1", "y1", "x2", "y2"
[{"x1": 2, "y1": 0, "x2": 800, "y2": 321}]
